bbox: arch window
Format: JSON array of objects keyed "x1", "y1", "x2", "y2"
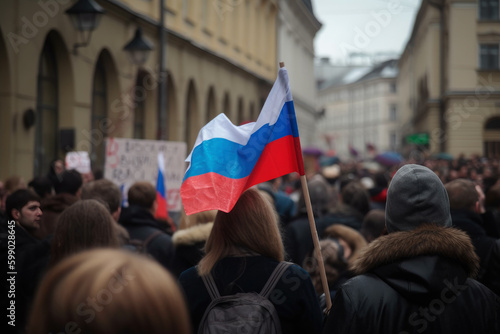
[
  {"x1": 91, "y1": 56, "x2": 107, "y2": 171},
  {"x1": 35, "y1": 40, "x2": 59, "y2": 176}
]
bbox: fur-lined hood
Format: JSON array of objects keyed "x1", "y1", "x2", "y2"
[
  {"x1": 350, "y1": 224, "x2": 479, "y2": 278},
  {"x1": 172, "y1": 223, "x2": 213, "y2": 247},
  {"x1": 323, "y1": 224, "x2": 367, "y2": 265}
]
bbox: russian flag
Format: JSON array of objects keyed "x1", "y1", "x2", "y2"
[
  {"x1": 181, "y1": 67, "x2": 305, "y2": 215},
  {"x1": 154, "y1": 152, "x2": 169, "y2": 220}
]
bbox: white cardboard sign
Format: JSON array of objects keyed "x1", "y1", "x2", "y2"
[{"x1": 104, "y1": 138, "x2": 187, "y2": 211}]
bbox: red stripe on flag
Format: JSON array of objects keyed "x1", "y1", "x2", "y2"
[
  {"x1": 181, "y1": 135, "x2": 302, "y2": 215},
  {"x1": 245, "y1": 135, "x2": 303, "y2": 188},
  {"x1": 155, "y1": 192, "x2": 168, "y2": 220}
]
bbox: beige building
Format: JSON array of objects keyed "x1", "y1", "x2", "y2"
[
  {"x1": 398, "y1": 0, "x2": 500, "y2": 158},
  {"x1": 317, "y1": 59, "x2": 399, "y2": 160},
  {"x1": 0, "y1": 0, "x2": 279, "y2": 180},
  {"x1": 277, "y1": 0, "x2": 321, "y2": 147}
]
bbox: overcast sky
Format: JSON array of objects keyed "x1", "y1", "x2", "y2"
[{"x1": 313, "y1": 0, "x2": 422, "y2": 64}]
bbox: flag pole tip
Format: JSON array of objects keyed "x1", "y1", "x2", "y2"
[{"x1": 279, "y1": 62, "x2": 285, "y2": 68}]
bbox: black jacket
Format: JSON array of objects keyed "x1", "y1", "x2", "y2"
[
  {"x1": 285, "y1": 208, "x2": 362, "y2": 266},
  {"x1": 451, "y1": 209, "x2": 500, "y2": 296},
  {"x1": 322, "y1": 225, "x2": 500, "y2": 334},
  {"x1": 179, "y1": 256, "x2": 324, "y2": 334},
  {"x1": 1, "y1": 223, "x2": 51, "y2": 334},
  {"x1": 119, "y1": 205, "x2": 175, "y2": 271},
  {"x1": 172, "y1": 222, "x2": 213, "y2": 276}
]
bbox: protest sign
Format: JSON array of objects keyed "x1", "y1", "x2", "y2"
[
  {"x1": 104, "y1": 138, "x2": 187, "y2": 211},
  {"x1": 65, "y1": 151, "x2": 91, "y2": 174}
]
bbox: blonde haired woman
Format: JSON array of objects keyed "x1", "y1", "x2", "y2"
[
  {"x1": 179, "y1": 187, "x2": 323, "y2": 333},
  {"x1": 27, "y1": 249, "x2": 191, "y2": 334}
]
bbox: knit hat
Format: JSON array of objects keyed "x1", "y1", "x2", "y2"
[{"x1": 385, "y1": 164, "x2": 452, "y2": 233}]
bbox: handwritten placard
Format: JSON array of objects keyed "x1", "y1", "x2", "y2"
[
  {"x1": 104, "y1": 138, "x2": 187, "y2": 211},
  {"x1": 65, "y1": 151, "x2": 91, "y2": 174}
]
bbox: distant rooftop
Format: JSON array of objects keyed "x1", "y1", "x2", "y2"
[
  {"x1": 316, "y1": 58, "x2": 398, "y2": 90},
  {"x1": 356, "y1": 59, "x2": 398, "y2": 82}
]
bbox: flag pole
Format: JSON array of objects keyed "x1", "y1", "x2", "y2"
[{"x1": 279, "y1": 62, "x2": 332, "y2": 311}]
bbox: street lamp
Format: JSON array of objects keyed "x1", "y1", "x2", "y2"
[
  {"x1": 123, "y1": 28, "x2": 154, "y2": 66},
  {"x1": 65, "y1": 0, "x2": 105, "y2": 54}
]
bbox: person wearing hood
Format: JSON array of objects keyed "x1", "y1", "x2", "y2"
[
  {"x1": 119, "y1": 181, "x2": 175, "y2": 272},
  {"x1": 322, "y1": 164, "x2": 499, "y2": 334},
  {"x1": 303, "y1": 224, "x2": 367, "y2": 309}
]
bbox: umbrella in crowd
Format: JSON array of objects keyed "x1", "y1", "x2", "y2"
[
  {"x1": 319, "y1": 155, "x2": 340, "y2": 167},
  {"x1": 303, "y1": 147, "x2": 323, "y2": 157},
  {"x1": 374, "y1": 151, "x2": 404, "y2": 167},
  {"x1": 431, "y1": 152, "x2": 454, "y2": 161}
]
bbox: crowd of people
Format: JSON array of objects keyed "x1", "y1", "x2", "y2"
[{"x1": 0, "y1": 155, "x2": 499, "y2": 333}]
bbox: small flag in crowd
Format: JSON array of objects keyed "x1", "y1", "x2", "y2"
[
  {"x1": 120, "y1": 184, "x2": 127, "y2": 207},
  {"x1": 181, "y1": 67, "x2": 305, "y2": 215},
  {"x1": 154, "y1": 152, "x2": 169, "y2": 220}
]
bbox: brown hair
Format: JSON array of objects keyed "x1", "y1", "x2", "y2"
[
  {"x1": 4, "y1": 175, "x2": 26, "y2": 193},
  {"x1": 81, "y1": 179, "x2": 121, "y2": 213},
  {"x1": 485, "y1": 183, "x2": 500, "y2": 208},
  {"x1": 27, "y1": 249, "x2": 191, "y2": 334},
  {"x1": 445, "y1": 179, "x2": 478, "y2": 211},
  {"x1": 341, "y1": 181, "x2": 371, "y2": 217},
  {"x1": 50, "y1": 199, "x2": 120, "y2": 266},
  {"x1": 197, "y1": 187, "x2": 284, "y2": 276},
  {"x1": 127, "y1": 181, "x2": 156, "y2": 209},
  {"x1": 361, "y1": 209, "x2": 386, "y2": 243}
]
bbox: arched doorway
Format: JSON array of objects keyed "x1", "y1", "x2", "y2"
[
  {"x1": 35, "y1": 38, "x2": 59, "y2": 176},
  {"x1": 206, "y1": 86, "x2": 217, "y2": 123},
  {"x1": 185, "y1": 80, "x2": 198, "y2": 150},
  {"x1": 223, "y1": 92, "x2": 231, "y2": 121},
  {"x1": 484, "y1": 116, "x2": 500, "y2": 158},
  {"x1": 91, "y1": 49, "x2": 120, "y2": 172},
  {"x1": 166, "y1": 72, "x2": 178, "y2": 141},
  {"x1": 237, "y1": 97, "x2": 244, "y2": 125},
  {"x1": 0, "y1": 28, "x2": 11, "y2": 178}
]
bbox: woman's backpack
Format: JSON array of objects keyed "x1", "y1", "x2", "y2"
[{"x1": 198, "y1": 262, "x2": 292, "y2": 334}]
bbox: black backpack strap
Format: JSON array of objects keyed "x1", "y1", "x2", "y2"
[
  {"x1": 143, "y1": 230, "x2": 163, "y2": 250},
  {"x1": 260, "y1": 261, "x2": 292, "y2": 298},
  {"x1": 201, "y1": 273, "x2": 221, "y2": 301}
]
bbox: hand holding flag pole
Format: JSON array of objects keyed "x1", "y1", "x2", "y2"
[{"x1": 181, "y1": 62, "x2": 331, "y2": 311}]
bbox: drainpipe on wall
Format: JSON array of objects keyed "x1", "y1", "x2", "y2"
[
  {"x1": 428, "y1": 0, "x2": 445, "y2": 153},
  {"x1": 157, "y1": 0, "x2": 167, "y2": 140}
]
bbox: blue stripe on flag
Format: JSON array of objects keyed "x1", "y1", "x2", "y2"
[{"x1": 183, "y1": 101, "x2": 296, "y2": 181}]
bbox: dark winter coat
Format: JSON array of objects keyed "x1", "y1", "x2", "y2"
[
  {"x1": 1, "y1": 224, "x2": 51, "y2": 333},
  {"x1": 450, "y1": 209, "x2": 500, "y2": 296},
  {"x1": 179, "y1": 256, "x2": 324, "y2": 334},
  {"x1": 285, "y1": 207, "x2": 363, "y2": 266},
  {"x1": 119, "y1": 205, "x2": 175, "y2": 271},
  {"x1": 172, "y1": 222, "x2": 213, "y2": 276},
  {"x1": 322, "y1": 225, "x2": 500, "y2": 334}
]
